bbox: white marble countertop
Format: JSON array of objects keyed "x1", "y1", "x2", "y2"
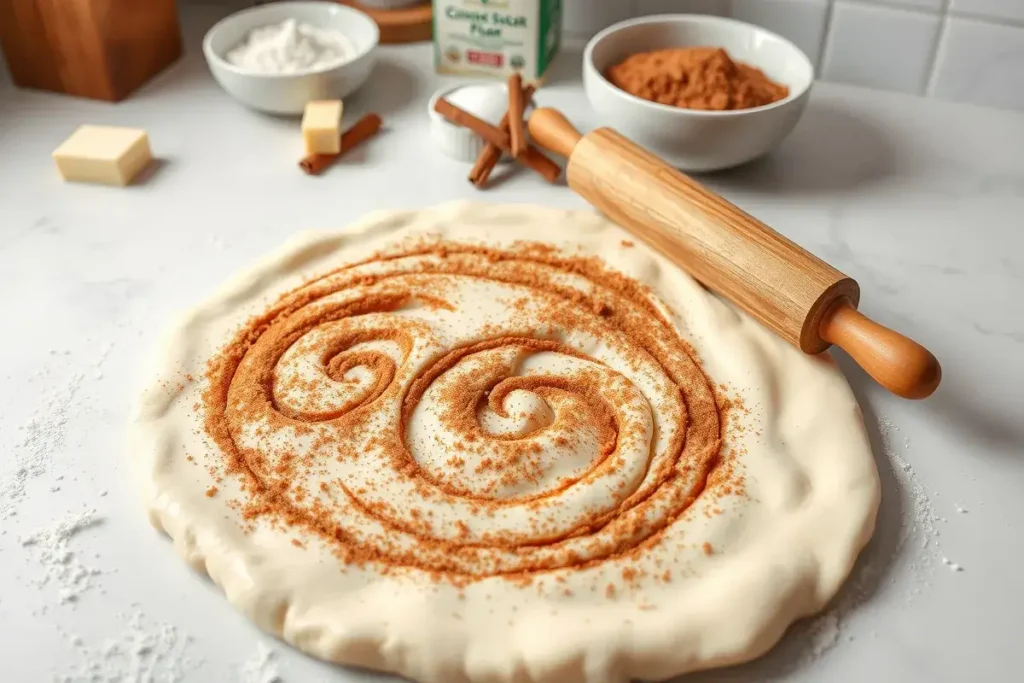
[{"x1": 2, "y1": 4, "x2": 1022, "y2": 682}]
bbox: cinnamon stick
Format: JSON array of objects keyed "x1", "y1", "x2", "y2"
[
  {"x1": 469, "y1": 83, "x2": 536, "y2": 187},
  {"x1": 299, "y1": 113, "x2": 383, "y2": 176},
  {"x1": 434, "y1": 98, "x2": 560, "y2": 184},
  {"x1": 508, "y1": 73, "x2": 526, "y2": 158},
  {"x1": 518, "y1": 146, "x2": 562, "y2": 184},
  {"x1": 433, "y1": 98, "x2": 509, "y2": 149}
]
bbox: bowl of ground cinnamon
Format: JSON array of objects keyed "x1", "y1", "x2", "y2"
[{"x1": 583, "y1": 14, "x2": 814, "y2": 171}]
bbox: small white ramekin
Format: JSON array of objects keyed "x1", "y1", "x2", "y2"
[{"x1": 428, "y1": 84, "x2": 535, "y2": 163}]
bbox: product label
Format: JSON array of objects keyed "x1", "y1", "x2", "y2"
[{"x1": 433, "y1": 0, "x2": 562, "y2": 82}]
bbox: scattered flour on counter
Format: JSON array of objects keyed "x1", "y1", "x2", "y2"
[
  {"x1": 1, "y1": 339, "x2": 117, "y2": 520},
  {"x1": 56, "y1": 611, "x2": 197, "y2": 683},
  {"x1": 92, "y1": 341, "x2": 114, "y2": 382},
  {"x1": 19, "y1": 509, "x2": 103, "y2": 604},
  {"x1": 797, "y1": 415, "x2": 953, "y2": 665},
  {"x1": 241, "y1": 642, "x2": 284, "y2": 683},
  {"x1": 94, "y1": 341, "x2": 114, "y2": 366},
  {"x1": 1, "y1": 371, "x2": 85, "y2": 519},
  {"x1": 876, "y1": 416, "x2": 955, "y2": 585},
  {"x1": 805, "y1": 612, "x2": 840, "y2": 659},
  {"x1": 797, "y1": 588, "x2": 862, "y2": 668},
  {"x1": 942, "y1": 557, "x2": 964, "y2": 572}
]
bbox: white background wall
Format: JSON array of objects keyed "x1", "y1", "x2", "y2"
[
  {"x1": 561, "y1": 0, "x2": 1024, "y2": 111},
  {"x1": 5, "y1": 1, "x2": 1017, "y2": 111}
]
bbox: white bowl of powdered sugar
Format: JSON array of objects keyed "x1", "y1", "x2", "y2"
[{"x1": 203, "y1": 1, "x2": 379, "y2": 115}]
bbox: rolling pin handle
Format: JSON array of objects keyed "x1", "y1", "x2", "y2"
[
  {"x1": 528, "y1": 107, "x2": 584, "y2": 159},
  {"x1": 819, "y1": 299, "x2": 942, "y2": 399}
]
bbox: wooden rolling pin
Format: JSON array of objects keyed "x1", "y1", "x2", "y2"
[{"x1": 528, "y1": 108, "x2": 941, "y2": 399}]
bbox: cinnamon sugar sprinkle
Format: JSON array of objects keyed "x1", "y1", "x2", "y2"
[{"x1": 198, "y1": 239, "x2": 746, "y2": 587}]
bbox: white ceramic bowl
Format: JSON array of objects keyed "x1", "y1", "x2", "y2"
[
  {"x1": 203, "y1": 1, "x2": 379, "y2": 115},
  {"x1": 583, "y1": 15, "x2": 814, "y2": 172}
]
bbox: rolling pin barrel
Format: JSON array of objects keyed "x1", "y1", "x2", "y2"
[{"x1": 528, "y1": 108, "x2": 941, "y2": 399}]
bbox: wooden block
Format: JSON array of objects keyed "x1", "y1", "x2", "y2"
[
  {"x1": 302, "y1": 101, "x2": 344, "y2": 155},
  {"x1": 0, "y1": 0, "x2": 182, "y2": 102},
  {"x1": 337, "y1": 1, "x2": 433, "y2": 44},
  {"x1": 53, "y1": 125, "x2": 152, "y2": 186}
]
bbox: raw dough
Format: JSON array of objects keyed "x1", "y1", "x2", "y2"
[{"x1": 131, "y1": 202, "x2": 879, "y2": 683}]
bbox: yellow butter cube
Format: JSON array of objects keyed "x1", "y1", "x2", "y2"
[
  {"x1": 52, "y1": 125, "x2": 152, "y2": 186},
  {"x1": 302, "y1": 100, "x2": 343, "y2": 155}
]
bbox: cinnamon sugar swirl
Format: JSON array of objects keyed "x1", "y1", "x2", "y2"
[{"x1": 132, "y1": 202, "x2": 879, "y2": 683}]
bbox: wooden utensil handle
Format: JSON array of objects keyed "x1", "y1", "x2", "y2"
[
  {"x1": 820, "y1": 299, "x2": 941, "y2": 399},
  {"x1": 528, "y1": 108, "x2": 583, "y2": 157}
]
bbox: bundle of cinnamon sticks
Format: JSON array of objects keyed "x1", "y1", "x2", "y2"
[{"x1": 434, "y1": 73, "x2": 562, "y2": 188}]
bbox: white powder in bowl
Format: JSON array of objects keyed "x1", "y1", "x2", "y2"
[{"x1": 226, "y1": 18, "x2": 357, "y2": 75}]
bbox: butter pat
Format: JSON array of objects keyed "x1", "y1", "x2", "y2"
[
  {"x1": 302, "y1": 100, "x2": 343, "y2": 154},
  {"x1": 52, "y1": 125, "x2": 152, "y2": 186}
]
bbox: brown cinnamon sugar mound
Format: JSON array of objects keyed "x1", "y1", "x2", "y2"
[{"x1": 606, "y1": 47, "x2": 789, "y2": 111}]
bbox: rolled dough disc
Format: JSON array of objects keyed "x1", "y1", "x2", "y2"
[{"x1": 131, "y1": 202, "x2": 879, "y2": 683}]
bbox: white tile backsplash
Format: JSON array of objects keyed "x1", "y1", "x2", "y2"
[
  {"x1": 950, "y1": 0, "x2": 1024, "y2": 22},
  {"x1": 561, "y1": 0, "x2": 635, "y2": 40},
  {"x1": 820, "y1": 1, "x2": 942, "y2": 94},
  {"x1": 931, "y1": 17, "x2": 1024, "y2": 110},
  {"x1": 170, "y1": 0, "x2": 1024, "y2": 111},
  {"x1": 729, "y1": 0, "x2": 830, "y2": 70}
]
